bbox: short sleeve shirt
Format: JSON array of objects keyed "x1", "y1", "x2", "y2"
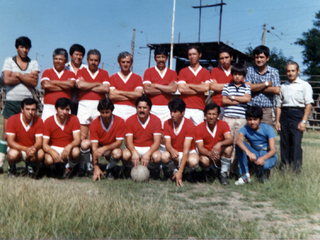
[
  {"x1": 210, "y1": 66, "x2": 233, "y2": 106},
  {"x1": 2, "y1": 56, "x2": 40, "y2": 101},
  {"x1": 6, "y1": 113, "x2": 43, "y2": 147}
]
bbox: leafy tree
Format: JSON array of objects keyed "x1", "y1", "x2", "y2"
[
  {"x1": 245, "y1": 47, "x2": 293, "y2": 81},
  {"x1": 295, "y1": 11, "x2": 320, "y2": 81}
]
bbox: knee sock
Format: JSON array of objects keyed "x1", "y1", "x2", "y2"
[
  {"x1": 106, "y1": 156, "x2": 117, "y2": 170},
  {"x1": 186, "y1": 165, "x2": 199, "y2": 173},
  {"x1": 68, "y1": 159, "x2": 78, "y2": 169},
  {"x1": 164, "y1": 160, "x2": 177, "y2": 172},
  {"x1": 220, "y1": 156, "x2": 231, "y2": 175},
  {"x1": 80, "y1": 148, "x2": 92, "y2": 171},
  {"x1": 147, "y1": 161, "x2": 159, "y2": 170}
]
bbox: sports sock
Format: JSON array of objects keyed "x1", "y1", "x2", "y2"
[
  {"x1": 106, "y1": 156, "x2": 117, "y2": 170},
  {"x1": 80, "y1": 148, "x2": 92, "y2": 171},
  {"x1": 68, "y1": 159, "x2": 78, "y2": 169},
  {"x1": 220, "y1": 156, "x2": 231, "y2": 174}
]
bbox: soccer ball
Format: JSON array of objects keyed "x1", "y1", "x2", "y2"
[{"x1": 131, "y1": 165, "x2": 150, "y2": 182}]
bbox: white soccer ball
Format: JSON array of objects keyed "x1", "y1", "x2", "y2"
[{"x1": 131, "y1": 165, "x2": 150, "y2": 182}]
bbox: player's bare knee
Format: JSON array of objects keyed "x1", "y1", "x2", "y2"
[
  {"x1": 151, "y1": 151, "x2": 161, "y2": 165},
  {"x1": 71, "y1": 147, "x2": 80, "y2": 161},
  {"x1": 6, "y1": 149, "x2": 21, "y2": 163},
  {"x1": 111, "y1": 148, "x2": 122, "y2": 160},
  {"x1": 44, "y1": 154, "x2": 54, "y2": 166},
  {"x1": 188, "y1": 154, "x2": 199, "y2": 169},
  {"x1": 199, "y1": 155, "x2": 210, "y2": 168},
  {"x1": 161, "y1": 151, "x2": 171, "y2": 164},
  {"x1": 222, "y1": 145, "x2": 232, "y2": 158},
  {"x1": 122, "y1": 149, "x2": 131, "y2": 162},
  {"x1": 80, "y1": 139, "x2": 91, "y2": 151}
]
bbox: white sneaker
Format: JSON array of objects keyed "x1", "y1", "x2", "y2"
[{"x1": 235, "y1": 173, "x2": 251, "y2": 185}]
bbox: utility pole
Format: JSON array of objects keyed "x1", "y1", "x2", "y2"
[
  {"x1": 131, "y1": 28, "x2": 136, "y2": 71},
  {"x1": 170, "y1": 0, "x2": 176, "y2": 70},
  {"x1": 192, "y1": 0, "x2": 226, "y2": 44},
  {"x1": 262, "y1": 23, "x2": 266, "y2": 45}
]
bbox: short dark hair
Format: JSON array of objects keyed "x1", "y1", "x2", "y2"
[
  {"x1": 168, "y1": 98, "x2": 186, "y2": 113},
  {"x1": 188, "y1": 45, "x2": 202, "y2": 54},
  {"x1": 55, "y1": 98, "x2": 71, "y2": 109},
  {"x1": 87, "y1": 49, "x2": 101, "y2": 61},
  {"x1": 69, "y1": 44, "x2": 85, "y2": 57},
  {"x1": 97, "y1": 98, "x2": 114, "y2": 112},
  {"x1": 217, "y1": 46, "x2": 233, "y2": 59},
  {"x1": 135, "y1": 95, "x2": 152, "y2": 109},
  {"x1": 154, "y1": 47, "x2": 169, "y2": 58},
  {"x1": 21, "y1": 98, "x2": 38, "y2": 109},
  {"x1": 231, "y1": 63, "x2": 247, "y2": 77},
  {"x1": 253, "y1": 45, "x2": 270, "y2": 58},
  {"x1": 246, "y1": 106, "x2": 263, "y2": 120},
  {"x1": 15, "y1": 36, "x2": 31, "y2": 49},
  {"x1": 204, "y1": 103, "x2": 221, "y2": 115},
  {"x1": 117, "y1": 51, "x2": 132, "y2": 63},
  {"x1": 53, "y1": 48, "x2": 68, "y2": 62}
]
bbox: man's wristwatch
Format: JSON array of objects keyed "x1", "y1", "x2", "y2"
[
  {"x1": 265, "y1": 81, "x2": 269, "y2": 87},
  {"x1": 230, "y1": 96, "x2": 235, "y2": 101},
  {"x1": 302, "y1": 120, "x2": 307, "y2": 124}
]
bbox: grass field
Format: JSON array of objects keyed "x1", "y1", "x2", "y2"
[{"x1": 0, "y1": 117, "x2": 320, "y2": 239}]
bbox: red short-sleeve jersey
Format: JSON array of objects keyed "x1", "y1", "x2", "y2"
[
  {"x1": 6, "y1": 113, "x2": 43, "y2": 147},
  {"x1": 195, "y1": 120, "x2": 231, "y2": 151},
  {"x1": 41, "y1": 68, "x2": 76, "y2": 105},
  {"x1": 178, "y1": 66, "x2": 210, "y2": 110},
  {"x1": 143, "y1": 66, "x2": 177, "y2": 105},
  {"x1": 108, "y1": 72, "x2": 143, "y2": 107},
  {"x1": 43, "y1": 114, "x2": 80, "y2": 147},
  {"x1": 210, "y1": 66, "x2": 233, "y2": 106},
  {"x1": 163, "y1": 117, "x2": 195, "y2": 152},
  {"x1": 125, "y1": 113, "x2": 162, "y2": 147},
  {"x1": 77, "y1": 68, "x2": 109, "y2": 101},
  {"x1": 90, "y1": 115, "x2": 125, "y2": 146}
]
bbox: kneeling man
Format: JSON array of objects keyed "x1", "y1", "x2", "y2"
[
  {"x1": 195, "y1": 103, "x2": 233, "y2": 185},
  {"x1": 162, "y1": 98, "x2": 199, "y2": 186},
  {"x1": 6, "y1": 98, "x2": 44, "y2": 177},
  {"x1": 80, "y1": 98, "x2": 125, "y2": 181},
  {"x1": 122, "y1": 95, "x2": 162, "y2": 178},
  {"x1": 43, "y1": 98, "x2": 81, "y2": 178},
  {"x1": 235, "y1": 106, "x2": 278, "y2": 185}
]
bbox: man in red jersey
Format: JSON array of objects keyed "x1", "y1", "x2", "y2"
[
  {"x1": 80, "y1": 98, "x2": 125, "y2": 181},
  {"x1": 195, "y1": 103, "x2": 233, "y2": 185},
  {"x1": 210, "y1": 47, "x2": 234, "y2": 119},
  {"x1": 162, "y1": 98, "x2": 199, "y2": 186},
  {"x1": 41, "y1": 48, "x2": 76, "y2": 121},
  {"x1": 122, "y1": 95, "x2": 162, "y2": 179},
  {"x1": 178, "y1": 45, "x2": 210, "y2": 125},
  {"x1": 6, "y1": 98, "x2": 44, "y2": 178},
  {"x1": 143, "y1": 47, "x2": 177, "y2": 124},
  {"x1": 108, "y1": 51, "x2": 143, "y2": 120},
  {"x1": 43, "y1": 98, "x2": 81, "y2": 178}
]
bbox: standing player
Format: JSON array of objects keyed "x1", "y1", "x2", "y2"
[
  {"x1": 143, "y1": 47, "x2": 177, "y2": 123},
  {"x1": 210, "y1": 47, "x2": 234, "y2": 118},
  {"x1": 6, "y1": 98, "x2": 44, "y2": 177},
  {"x1": 41, "y1": 48, "x2": 76, "y2": 121},
  {"x1": 108, "y1": 51, "x2": 143, "y2": 120},
  {"x1": 195, "y1": 103, "x2": 233, "y2": 185},
  {"x1": 178, "y1": 45, "x2": 210, "y2": 125},
  {"x1": 122, "y1": 95, "x2": 162, "y2": 178},
  {"x1": 65, "y1": 44, "x2": 87, "y2": 115},
  {"x1": 80, "y1": 98, "x2": 125, "y2": 181},
  {"x1": 43, "y1": 98, "x2": 81, "y2": 178},
  {"x1": 162, "y1": 98, "x2": 199, "y2": 186},
  {"x1": 1, "y1": 36, "x2": 40, "y2": 173}
]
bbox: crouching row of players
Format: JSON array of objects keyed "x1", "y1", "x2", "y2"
[{"x1": 6, "y1": 95, "x2": 277, "y2": 185}]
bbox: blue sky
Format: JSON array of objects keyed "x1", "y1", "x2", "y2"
[{"x1": 1, "y1": 0, "x2": 320, "y2": 86}]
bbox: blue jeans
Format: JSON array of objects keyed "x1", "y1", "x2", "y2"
[{"x1": 236, "y1": 142, "x2": 278, "y2": 176}]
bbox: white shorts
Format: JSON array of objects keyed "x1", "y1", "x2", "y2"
[
  {"x1": 77, "y1": 100, "x2": 100, "y2": 125},
  {"x1": 42, "y1": 104, "x2": 56, "y2": 122},
  {"x1": 184, "y1": 108, "x2": 204, "y2": 126},
  {"x1": 50, "y1": 146, "x2": 65, "y2": 155},
  {"x1": 134, "y1": 146, "x2": 150, "y2": 158},
  {"x1": 113, "y1": 104, "x2": 136, "y2": 121},
  {"x1": 151, "y1": 105, "x2": 170, "y2": 126}
]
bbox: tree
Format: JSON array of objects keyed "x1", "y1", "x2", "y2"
[
  {"x1": 295, "y1": 11, "x2": 320, "y2": 80},
  {"x1": 245, "y1": 47, "x2": 293, "y2": 81}
]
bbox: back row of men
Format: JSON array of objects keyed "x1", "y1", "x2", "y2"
[{"x1": 0, "y1": 36, "x2": 313, "y2": 185}]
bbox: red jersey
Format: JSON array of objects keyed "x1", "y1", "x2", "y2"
[
  {"x1": 143, "y1": 66, "x2": 177, "y2": 105},
  {"x1": 195, "y1": 120, "x2": 231, "y2": 151},
  {"x1": 43, "y1": 114, "x2": 80, "y2": 148},
  {"x1": 163, "y1": 117, "x2": 195, "y2": 152},
  {"x1": 41, "y1": 68, "x2": 76, "y2": 105},
  {"x1": 178, "y1": 66, "x2": 210, "y2": 110},
  {"x1": 125, "y1": 113, "x2": 162, "y2": 147},
  {"x1": 90, "y1": 115, "x2": 125, "y2": 146},
  {"x1": 77, "y1": 68, "x2": 109, "y2": 101},
  {"x1": 108, "y1": 72, "x2": 143, "y2": 106},
  {"x1": 210, "y1": 66, "x2": 233, "y2": 106},
  {"x1": 6, "y1": 113, "x2": 43, "y2": 147}
]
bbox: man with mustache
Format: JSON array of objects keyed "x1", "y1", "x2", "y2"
[
  {"x1": 143, "y1": 47, "x2": 177, "y2": 124},
  {"x1": 122, "y1": 95, "x2": 162, "y2": 179},
  {"x1": 76, "y1": 49, "x2": 109, "y2": 175},
  {"x1": 108, "y1": 51, "x2": 143, "y2": 121}
]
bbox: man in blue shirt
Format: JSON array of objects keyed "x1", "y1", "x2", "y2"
[{"x1": 235, "y1": 106, "x2": 278, "y2": 185}]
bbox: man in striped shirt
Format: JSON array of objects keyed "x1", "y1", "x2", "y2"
[{"x1": 222, "y1": 63, "x2": 251, "y2": 176}]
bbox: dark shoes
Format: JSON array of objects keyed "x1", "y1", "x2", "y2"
[{"x1": 220, "y1": 172, "x2": 230, "y2": 185}]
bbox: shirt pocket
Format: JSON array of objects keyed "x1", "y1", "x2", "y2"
[{"x1": 293, "y1": 89, "x2": 304, "y2": 104}]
